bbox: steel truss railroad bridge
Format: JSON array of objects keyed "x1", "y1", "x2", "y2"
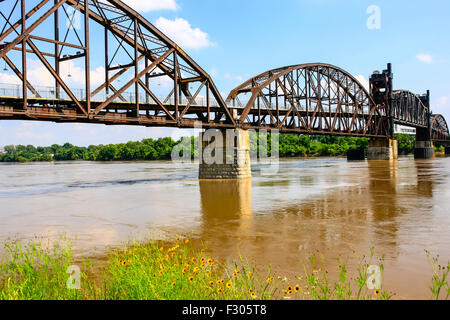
[{"x1": 0, "y1": 0, "x2": 449, "y2": 149}]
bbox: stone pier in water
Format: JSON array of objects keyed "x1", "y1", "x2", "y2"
[
  {"x1": 414, "y1": 127, "x2": 435, "y2": 159},
  {"x1": 199, "y1": 129, "x2": 251, "y2": 180},
  {"x1": 367, "y1": 139, "x2": 398, "y2": 161}
]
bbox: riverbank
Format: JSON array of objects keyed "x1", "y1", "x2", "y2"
[
  {"x1": 2, "y1": 236, "x2": 447, "y2": 300},
  {"x1": 0, "y1": 133, "x2": 444, "y2": 162},
  {"x1": 0, "y1": 133, "x2": 432, "y2": 163},
  {"x1": 0, "y1": 134, "x2": 367, "y2": 162}
]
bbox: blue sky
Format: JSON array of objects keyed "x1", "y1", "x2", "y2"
[{"x1": 0, "y1": 0, "x2": 449, "y2": 147}]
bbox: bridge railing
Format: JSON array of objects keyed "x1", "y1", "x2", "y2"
[
  {"x1": 229, "y1": 97, "x2": 374, "y2": 115},
  {"x1": 0, "y1": 83, "x2": 374, "y2": 116},
  {"x1": 0, "y1": 83, "x2": 227, "y2": 108}
]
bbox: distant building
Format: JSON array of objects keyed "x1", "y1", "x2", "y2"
[
  {"x1": 395, "y1": 125, "x2": 416, "y2": 135},
  {"x1": 0, "y1": 147, "x2": 4, "y2": 154}
]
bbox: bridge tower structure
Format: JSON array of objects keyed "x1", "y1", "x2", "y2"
[
  {"x1": 414, "y1": 90, "x2": 435, "y2": 159},
  {"x1": 368, "y1": 63, "x2": 398, "y2": 160}
]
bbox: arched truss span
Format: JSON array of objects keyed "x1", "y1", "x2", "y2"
[
  {"x1": 226, "y1": 63, "x2": 389, "y2": 137},
  {"x1": 392, "y1": 90, "x2": 428, "y2": 128},
  {"x1": 431, "y1": 114, "x2": 449, "y2": 141},
  {"x1": 0, "y1": 0, "x2": 235, "y2": 127}
]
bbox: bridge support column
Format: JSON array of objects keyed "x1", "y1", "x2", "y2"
[
  {"x1": 199, "y1": 129, "x2": 251, "y2": 180},
  {"x1": 367, "y1": 139, "x2": 398, "y2": 161},
  {"x1": 347, "y1": 149, "x2": 365, "y2": 161},
  {"x1": 414, "y1": 128, "x2": 435, "y2": 159},
  {"x1": 414, "y1": 141, "x2": 435, "y2": 159}
]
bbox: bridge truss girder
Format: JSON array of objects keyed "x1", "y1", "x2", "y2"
[
  {"x1": 431, "y1": 114, "x2": 449, "y2": 142},
  {"x1": 392, "y1": 90, "x2": 429, "y2": 129},
  {"x1": 226, "y1": 63, "x2": 390, "y2": 138},
  {"x1": 0, "y1": 0, "x2": 235, "y2": 128}
]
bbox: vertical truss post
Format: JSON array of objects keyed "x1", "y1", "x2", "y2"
[
  {"x1": 133, "y1": 18, "x2": 139, "y2": 116},
  {"x1": 145, "y1": 57, "x2": 149, "y2": 104},
  {"x1": 84, "y1": 0, "x2": 90, "y2": 113},
  {"x1": 387, "y1": 63, "x2": 394, "y2": 138},
  {"x1": 104, "y1": 26, "x2": 109, "y2": 99},
  {"x1": 54, "y1": 0, "x2": 60, "y2": 100},
  {"x1": 276, "y1": 79, "x2": 279, "y2": 126},
  {"x1": 427, "y1": 90, "x2": 431, "y2": 139},
  {"x1": 206, "y1": 82, "x2": 210, "y2": 122},
  {"x1": 174, "y1": 51, "x2": 179, "y2": 120},
  {"x1": 257, "y1": 95, "x2": 261, "y2": 126},
  {"x1": 21, "y1": 0, "x2": 27, "y2": 108},
  {"x1": 305, "y1": 71, "x2": 309, "y2": 127}
]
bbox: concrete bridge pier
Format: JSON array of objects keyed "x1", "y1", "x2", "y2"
[
  {"x1": 367, "y1": 139, "x2": 398, "y2": 160},
  {"x1": 414, "y1": 128, "x2": 435, "y2": 159},
  {"x1": 414, "y1": 141, "x2": 435, "y2": 159},
  {"x1": 347, "y1": 149, "x2": 366, "y2": 161},
  {"x1": 199, "y1": 129, "x2": 252, "y2": 180}
]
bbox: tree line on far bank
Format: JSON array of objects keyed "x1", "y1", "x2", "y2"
[{"x1": 0, "y1": 133, "x2": 437, "y2": 163}]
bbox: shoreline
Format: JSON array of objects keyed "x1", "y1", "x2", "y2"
[{"x1": 2, "y1": 236, "x2": 447, "y2": 300}]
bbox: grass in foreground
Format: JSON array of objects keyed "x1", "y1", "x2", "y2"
[{"x1": 0, "y1": 237, "x2": 448, "y2": 300}]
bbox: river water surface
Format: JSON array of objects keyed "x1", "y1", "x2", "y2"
[{"x1": 0, "y1": 156, "x2": 449, "y2": 299}]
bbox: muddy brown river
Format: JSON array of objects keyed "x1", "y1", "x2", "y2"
[{"x1": 0, "y1": 156, "x2": 449, "y2": 299}]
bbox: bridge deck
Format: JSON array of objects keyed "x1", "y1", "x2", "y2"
[
  {"x1": 0, "y1": 94, "x2": 431, "y2": 137},
  {"x1": 0, "y1": 95, "x2": 390, "y2": 137}
]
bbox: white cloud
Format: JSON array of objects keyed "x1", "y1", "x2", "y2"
[
  {"x1": 0, "y1": 59, "x2": 106, "y2": 94},
  {"x1": 59, "y1": 61, "x2": 105, "y2": 87},
  {"x1": 0, "y1": 72, "x2": 21, "y2": 85},
  {"x1": 155, "y1": 17, "x2": 214, "y2": 50},
  {"x1": 437, "y1": 96, "x2": 448, "y2": 107},
  {"x1": 355, "y1": 75, "x2": 370, "y2": 91},
  {"x1": 210, "y1": 68, "x2": 219, "y2": 78},
  {"x1": 416, "y1": 53, "x2": 433, "y2": 64},
  {"x1": 224, "y1": 73, "x2": 244, "y2": 83},
  {"x1": 431, "y1": 96, "x2": 449, "y2": 120},
  {"x1": 111, "y1": 0, "x2": 177, "y2": 12}
]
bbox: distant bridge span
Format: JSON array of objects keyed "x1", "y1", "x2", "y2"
[{"x1": 0, "y1": 0, "x2": 448, "y2": 144}]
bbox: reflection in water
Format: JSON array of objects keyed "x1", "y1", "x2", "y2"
[
  {"x1": 368, "y1": 161, "x2": 400, "y2": 249},
  {"x1": 199, "y1": 179, "x2": 253, "y2": 257},
  {"x1": 414, "y1": 161, "x2": 436, "y2": 198},
  {"x1": 195, "y1": 158, "x2": 449, "y2": 299}
]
